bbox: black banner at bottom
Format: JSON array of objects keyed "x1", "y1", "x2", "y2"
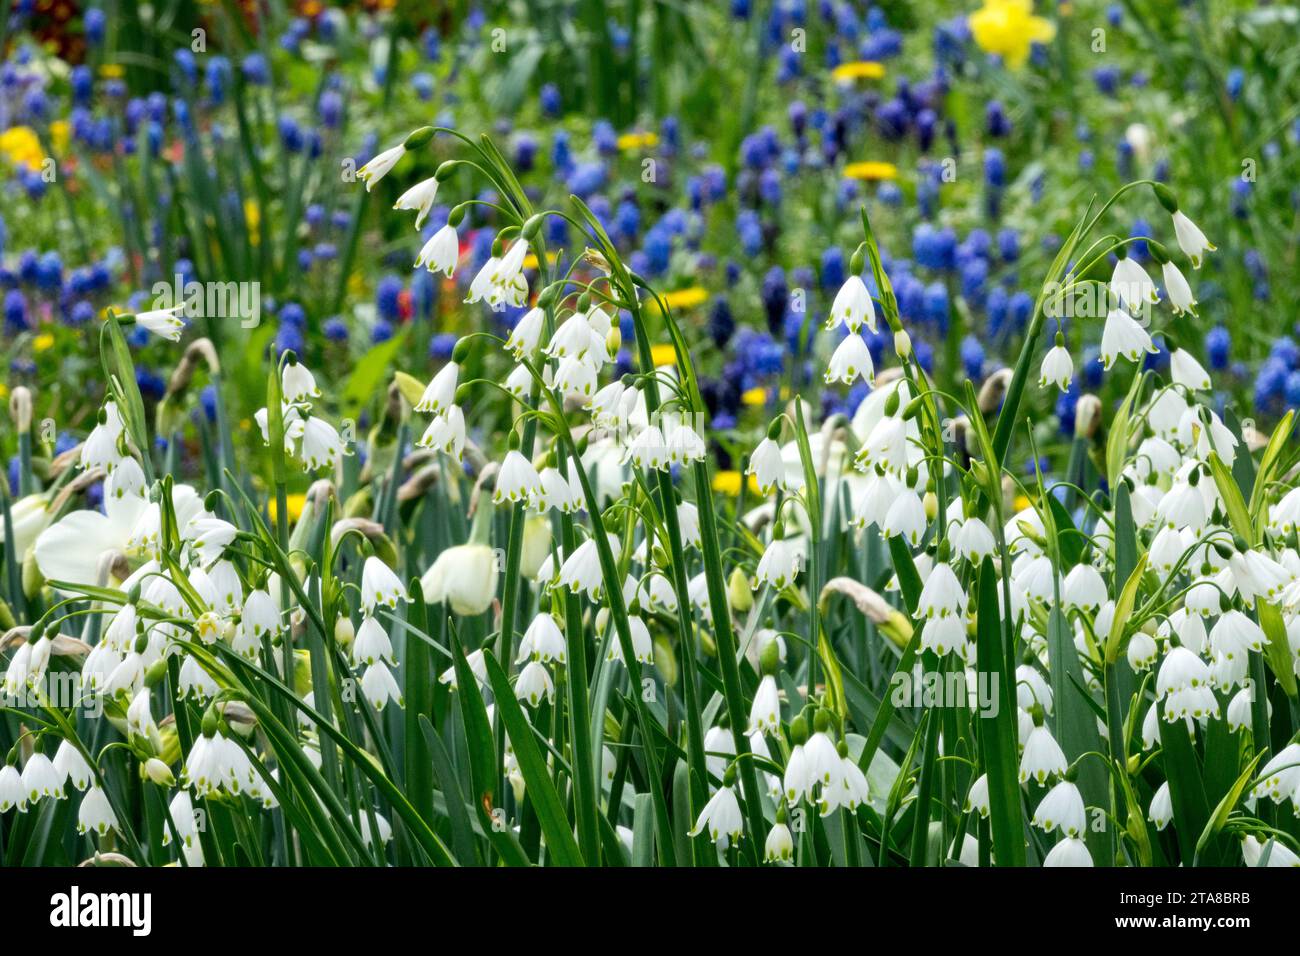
[{"x1": 0, "y1": 865, "x2": 1283, "y2": 940}]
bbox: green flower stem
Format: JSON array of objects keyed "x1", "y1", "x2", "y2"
[
  {"x1": 571, "y1": 200, "x2": 765, "y2": 856},
  {"x1": 525, "y1": 368, "x2": 677, "y2": 863},
  {"x1": 792, "y1": 398, "x2": 824, "y2": 699},
  {"x1": 556, "y1": 470, "x2": 600, "y2": 864}
]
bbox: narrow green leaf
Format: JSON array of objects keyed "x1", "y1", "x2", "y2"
[
  {"x1": 1256, "y1": 599, "x2": 1298, "y2": 697},
  {"x1": 887, "y1": 535, "x2": 923, "y2": 615},
  {"x1": 1046, "y1": 606, "x2": 1109, "y2": 860},
  {"x1": 1105, "y1": 552, "x2": 1149, "y2": 665},
  {"x1": 482, "y1": 652, "x2": 585, "y2": 867},
  {"x1": 421, "y1": 715, "x2": 481, "y2": 867},
  {"x1": 1195, "y1": 751, "x2": 1266, "y2": 863},
  {"x1": 1207, "y1": 451, "x2": 1252, "y2": 543},
  {"x1": 1160, "y1": 713, "x2": 1212, "y2": 864},
  {"x1": 975, "y1": 558, "x2": 1024, "y2": 866},
  {"x1": 1249, "y1": 410, "x2": 1296, "y2": 523},
  {"x1": 449, "y1": 628, "x2": 498, "y2": 813},
  {"x1": 631, "y1": 793, "x2": 656, "y2": 867}
]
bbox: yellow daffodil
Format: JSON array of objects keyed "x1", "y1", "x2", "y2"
[
  {"x1": 660, "y1": 287, "x2": 709, "y2": 310},
  {"x1": 522, "y1": 251, "x2": 559, "y2": 270},
  {"x1": 969, "y1": 0, "x2": 1056, "y2": 70},
  {"x1": 713, "y1": 471, "x2": 741, "y2": 496},
  {"x1": 617, "y1": 131, "x2": 659, "y2": 151},
  {"x1": 831, "y1": 61, "x2": 886, "y2": 83},
  {"x1": 268, "y1": 493, "x2": 307, "y2": 523},
  {"x1": 245, "y1": 200, "x2": 261, "y2": 242},
  {"x1": 712, "y1": 470, "x2": 762, "y2": 497},
  {"x1": 0, "y1": 126, "x2": 45, "y2": 170},
  {"x1": 843, "y1": 161, "x2": 898, "y2": 181},
  {"x1": 49, "y1": 120, "x2": 70, "y2": 155},
  {"x1": 650, "y1": 344, "x2": 677, "y2": 367}
]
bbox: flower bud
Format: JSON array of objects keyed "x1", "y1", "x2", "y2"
[
  {"x1": 728, "y1": 567, "x2": 753, "y2": 612},
  {"x1": 334, "y1": 615, "x2": 355, "y2": 648},
  {"x1": 894, "y1": 329, "x2": 912, "y2": 359},
  {"x1": 9, "y1": 386, "x2": 31, "y2": 434},
  {"x1": 520, "y1": 515, "x2": 552, "y2": 580},
  {"x1": 1074, "y1": 394, "x2": 1102, "y2": 440},
  {"x1": 789, "y1": 713, "x2": 809, "y2": 745},
  {"x1": 22, "y1": 550, "x2": 43, "y2": 600},
  {"x1": 144, "y1": 757, "x2": 175, "y2": 787},
  {"x1": 200, "y1": 705, "x2": 219, "y2": 738},
  {"x1": 849, "y1": 244, "x2": 866, "y2": 276},
  {"x1": 144, "y1": 658, "x2": 168, "y2": 688}
]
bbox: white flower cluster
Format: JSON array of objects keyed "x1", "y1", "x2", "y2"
[{"x1": 255, "y1": 358, "x2": 350, "y2": 473}]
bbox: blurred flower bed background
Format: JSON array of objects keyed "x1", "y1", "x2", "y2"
[{"x1": 3, "y1": 0, "x2": 1296, "y2": 494}]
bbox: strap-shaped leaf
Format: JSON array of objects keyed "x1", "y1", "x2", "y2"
[
  {"x1": 1195, "y1": 751, "x2": 1266, "y2": 864},
  {"x1": 1105, "y1": 552, "x2": 1148, "y2": 665},
  {"x1": 975, "y1": 558, "x2": 1025, "y2": 866},
  {"x1": 1207, "y1": 451, "x2": 1251, "y2": 543},
  {"x1": 482, "y1": 652, "x2": 585, "y2": 867}
]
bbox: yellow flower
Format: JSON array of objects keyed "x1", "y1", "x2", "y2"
[
  {"x1": 650, "y1": 344, "x2": 677, "y2": 367},
  {"x1": 0, "y1": 126, "x2": 45, "y2": 170},
  {"x1": 245, "y1": 200, "x2": 261, "y2": 243},
  {"x1": 33, "y1": 333, "x2": 55, "y2": 353},
  {"x1": 660, "y1": 287, "x2": 709, "y2": 310},
  {"x1": 0, "y1": 383, "x2": 8, "y2": 401},
  {"x1": 831, "y1": 61, "x2": 886, "y2": 83},
  {"x1": 742, "y1": 387, "x2": 768, "y2": 407},
  {"x1": 1013, "y1": 494, "x2": 1031, "y2": 513},
  {"x1": 969, "y1": 0, "x2": 1056, "y2": 70},
  {"x1": 712, "y1": 470, "x2": 761, "y2": 497},
  {"x1": 843, "y1": 161, "x2": 898, "y2": 182},
  {"x1": 49, "y1": 121, "x2": 70, "y2": 155},
  {"x1": 617, "y1": 131, "x2": 659, "y2": 152},
  {"x1": 713, "y1": 471, "x2": 741, "y2": 496},
  {"x1": 99, "y1": 64, "x2": 126, "y2": 79},
  {"x1": 522, "y1": 251, "x2": 559, "y2": 270},
  {"x1": 268, "y1": 493, "x2": 307, "y2": 523}
]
